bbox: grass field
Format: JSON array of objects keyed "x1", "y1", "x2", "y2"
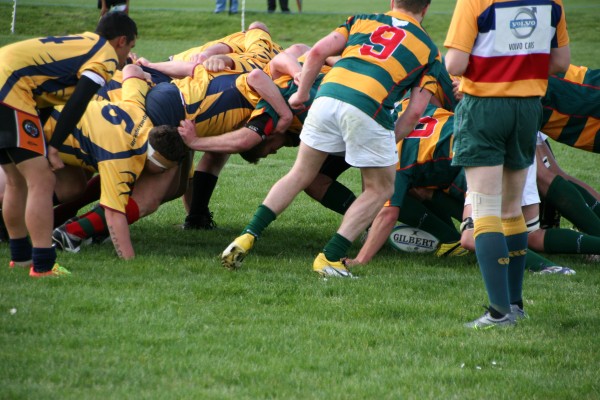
[{"x1": 1, "y1": 1, "x2": 600, "y2": 399}]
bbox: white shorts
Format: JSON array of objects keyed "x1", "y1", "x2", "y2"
[
  {"x1": 300, "y1": 97, "x2": 397, "y2": 168},
  {"x1": 465, "y1": 159, "x2": 540, "y2": 207}
]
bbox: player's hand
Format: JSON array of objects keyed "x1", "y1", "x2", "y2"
[
  {"x1": 452, "y1": 77, "x2": 463, "y2": 101},
  {"x1": 189, "y1": 53, "x2": 209, "y2": 65},
  {"x1": 47, "y1": 146, "x2": 64, "y2": 171},
  {"x1": 293, "y1": 72, "x2": 301, "y2": 86},
  {"x1": 288, "y1": 92, "x2": 309, "y2": 110},
  {"x1": 342, "y1": 258, "x2": 360, "y2": 268},
  {"x1": 273, "y1": 109, "x2": 293, "y2": 135},
  {"x1": 202, "y1": 55, "x2": 232, "y2": 72},
  {"x1": 135, "y1": 57, "x2": 151, "y2": 67},
  {"x1": 177, "y1": 119, "x2": 197, "y2": 145}
]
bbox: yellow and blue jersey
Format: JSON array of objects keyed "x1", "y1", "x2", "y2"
[
  {"x1": 171, "y1": 28, "x2": 283, "y2": 72},
  {"x1": 44, "y1": 77, "x2": 153, "y2": 214},
  {"x1": 542, "y1": 64, "x2": 600, "y2": 153},
  {"x1": 174, "y1": 70, "x2": 260, "y2": 137},
  {"x1": 0, "y1": 32, "x2": 118, "y2": 115},
  {"x1": 318, "y1": 11, "x2": 442, "y2": 130}
]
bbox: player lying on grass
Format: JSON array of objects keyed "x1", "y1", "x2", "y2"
[
  {"x1": 343, "y1": 99, "x2": 468, "y2": 268},
  {"x1": 48, "y1": 65, "x2": 187, "y2": 260},
  {"x1": 0, "y1": 12, "x2": 137, "y2": 277}
]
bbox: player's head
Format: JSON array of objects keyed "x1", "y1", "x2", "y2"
[
  {"x1": 247, "y1": 21, "x2": 270, "y2": 34},
  {"x1": 96, "y1": 11, "x2": 137, "y2": 43},
  {"x1": 96, "y1": 11, "x2": 138, "y2": 67},
  {"x1": 146, "y1": 125, "x2": 188, "y2": 173},
  {"x1": 393, "y1": 0, "x2": 431, "y2": 14},
  {"x1": 239, "y1": 132, "x2": 300, "y2": 164}
]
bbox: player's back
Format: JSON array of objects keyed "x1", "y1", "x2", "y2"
[
  {"x1": 318, "y1": 12, "x2": 441, "y2": 130},
  {"x1": 0, "y1": 32, "x2": 118, "y2": 114}
]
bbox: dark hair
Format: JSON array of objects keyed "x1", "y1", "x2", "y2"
[
  {"x1": 148, "y1": 125, "x2": 188, "y2": 163},
  {"x1": 96, "y1": 11, "x2": 137, "y2": 43},
  {"x1": 396, "y1": 0, "x2": 431, "y2": 13}
]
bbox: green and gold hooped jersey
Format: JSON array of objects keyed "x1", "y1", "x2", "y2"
[
  {"x1": 542, "y1": 64, "x2": 600, "y2": 153},
  {"x1": 176, "y1": 71, "x2": 260, "y2": 137},
  {"x1": 45, "y1": 77, "x2": 152, "y2": 213},
  {"x1": 388, "y1": 100, "x2": 462, "y2": 207},
  {"x1": 0, "y1": 32, "x2": 118, "y2": 115},
  {"x1": 318, "y1": 11, "x2": 442, "y2": 130}
]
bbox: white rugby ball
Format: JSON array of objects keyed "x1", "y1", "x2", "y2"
[{"x1": 388, "y1": 224, "x2": 439, "y2": 253}]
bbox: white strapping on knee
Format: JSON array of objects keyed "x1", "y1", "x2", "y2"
[
  {"x1": 469, "y1": 192, "x2": 501, "y2": 221},
  {"x1": 526, "y1": 215, "x2": 540, "y2": 233}
]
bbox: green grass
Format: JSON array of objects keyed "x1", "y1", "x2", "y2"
[{"x1": 1, "y1": 1, "x2": 600, "y2": 399}]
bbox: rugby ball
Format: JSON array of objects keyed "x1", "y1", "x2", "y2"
[{"x1": 388, "y1": 224, "x2": 440, "y2": 254}]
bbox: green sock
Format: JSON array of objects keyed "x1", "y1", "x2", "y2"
[
  {"x1": 570, "y1": 181, "x2": 600, "y2": 219},
  {"x1": 526, "y1": 250, "x2": 557, "y2": 272},
  {"x1": 399, "y1": 196, "x2": 460, "y2": 243},
  {"x1": 543, "y1": 228, "x2": 600, "y2": 254},
  {"x1": 546, "y1": 175, "x2": 600, "y2": 236},
  {"x1": 243, "y1": 204, "x2": 276, "y2": 238},
  {"x1": 319, "y1": 181, "x2": 356, "y2": 215},
  {"x1": 323, "y1": 233, "x2": 352, "y2": 262},
  {"x1": 506, "y1": 231, "x2": 528, "y2": 306},
  {"x1": 475, "y1": 232, "x2": 510, "y2": 315}
]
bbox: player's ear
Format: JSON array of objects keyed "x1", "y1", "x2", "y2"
[{"x1": 117, "y1": 35, "x2": 128, "y2": 48}]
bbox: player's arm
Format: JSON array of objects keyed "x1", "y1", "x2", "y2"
[
  {"x1": 549, "y1": 45, "x2": 571, "y2": 76},
  {"x1": 444, "y1": 48, "x2": 470, "y2": 77},
  {"x1": 178, "y1": 120, "x2": 262, "y2": 153},
  {"x1": 268, "y1": 51, "x2": 302, "y2": 81},
  {"x1": 346, "y1": 206, "x2": 400, "y2": 267},
  {"x1": 188, "y1": 43, "x2": 232, "y2": 64},
  {"x1": 105, "y1": 209, "x2": 135, "y2": 259},
  {"x1": 289, "y1": 31, "x2": 346, "y2": 109},
  {"x1": 136, "y1": 58, "x2": 197, "y2": 79},
  {"x1": 394, "y1": 88, "x2": 433, "y2": 142},
  {"x1": 47, "y1": 74, "x2": 103, "y2": 170},
  {"x1": 247, "y1": 69, "x2": 292, "y2": 134}
]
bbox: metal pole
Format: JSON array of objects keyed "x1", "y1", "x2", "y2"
[{"x1": 11, "y1": 0, "x2": 17, "y2": 34}]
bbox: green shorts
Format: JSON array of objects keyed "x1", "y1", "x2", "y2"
[{"x1": 451, "y1": 94, "x2": 541, "y2": 169}]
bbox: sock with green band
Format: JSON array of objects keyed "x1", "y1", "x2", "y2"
[
  {"x1": 475, "y1": 231, "x2": 511, "y2": 315},
  {"x1": 506, "y1": 231, "x2": 528, "y2": 306},
  {"x1": 323, "y1": 233, "x2": 352, "y2": 262},
  {"x1": 66, "y1": 205, "x2": 106, "y2": 239},
  {"x1": 243, "y1": 204, "x2": 276, "y2": 238}
]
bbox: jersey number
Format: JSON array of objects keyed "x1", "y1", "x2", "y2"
[
  {"x1": 101, "y1": 105, "x2": 135, "y2": 134},
  {"x1": 359, "y1": 26, "x2": 406, "y2": 60},
  {"x1": 39, "y1": 35, "x2": 84, "y2": 44},
  {"x1": 406, "y1": 116, "x2": 438, "y2": 139}
]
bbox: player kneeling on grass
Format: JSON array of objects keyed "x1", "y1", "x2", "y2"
[{"x1": 52, "y1": 125, "x2": 187, "y2": 259}]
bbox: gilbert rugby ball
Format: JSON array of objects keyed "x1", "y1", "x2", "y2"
[{"x1": 388, "y1": 224, "x2": 439, "y2": 253}]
